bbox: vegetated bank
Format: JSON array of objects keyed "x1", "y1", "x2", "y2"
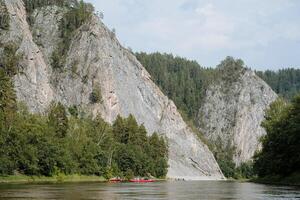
[
  {"x1": 0, "y1": 174, "x2": 106, "y2": 184},
  {"x1": 0, "y1": 43, "x2": 168, "y2": 183},
  {"x1": 252, "y1": 95, "x2": 300, "y2": 186}
]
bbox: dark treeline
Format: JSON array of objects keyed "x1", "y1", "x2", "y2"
[
  {"x1": 253, "y1": 96, "x2": 300, "y2": 179},
  {"x1": 0, "y1": 101, "x2": 168, "y2": 179},
  {"x1": 0, "y1": 104, "x2": 168, "y2": 179},
  {"x1": 256, "y1": 69, "x2": 300, "y2": 100},
  {"x1": 0, "y1": 43, "x2": 168, "y2": 179},
  {"x1": 0, "y1": 105, "x2": 168, "y2": 179}
]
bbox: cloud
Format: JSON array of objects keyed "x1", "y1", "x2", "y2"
[
  {"x1": 196, "y1": 3, "x2": 214, "y2": 16},
  {"x1": 86, "y1": 0, "x2": 300, "y2": 69}
]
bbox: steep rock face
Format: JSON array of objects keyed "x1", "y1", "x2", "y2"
[
  {"x1": 1, "y1": 0, "x2": 54, "y2": 112},
  {"x1": 1, "y1": 0, "x2": 224, "y2": 180},
  {"x1": 197, "y1": 64, "x2": 277, "y2": 165}
]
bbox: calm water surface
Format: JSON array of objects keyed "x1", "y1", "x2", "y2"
[{"x1": 0, "y1": 181, "x2": 299, "y2": 200}]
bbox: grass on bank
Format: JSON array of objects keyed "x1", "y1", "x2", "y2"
[{"x1": 0, "y1": 174, "x2": 106, "y2": 184}]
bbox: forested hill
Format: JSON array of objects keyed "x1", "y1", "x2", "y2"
[
  {"x1": 136, "y1": 52, "x2": 300, "y2": 106},
  {"x1": 135, "y1": 52, "x2": 215, "y2": 120},
  {"x1": 256, "y1": 69, "x2": 300, "y2": 100},
  {"x1": 136, "y1": 52, "x2": 298, "y2": 179}
]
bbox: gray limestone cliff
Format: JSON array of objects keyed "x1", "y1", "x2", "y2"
[
  {"x1": 197, "y1": 58, "x2": 277, "y2": 165},
  {"x1": 0, "y1": 0, "x2": 224, "y2": 180}
]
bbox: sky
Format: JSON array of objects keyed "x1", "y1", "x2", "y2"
[{"x1": 85, "y1": 0, "x2": 300, "y2": 70}]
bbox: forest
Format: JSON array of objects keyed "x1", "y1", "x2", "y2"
[
  {"x1": 0, "y1": 42, "x2": 168, "y2": 179},
  {"x1": 256, "y1": 69, "x2": 300, "y2": 100}
]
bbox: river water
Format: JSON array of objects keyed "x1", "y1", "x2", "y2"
[{"x1": 0, "y1": 181, "x2": 299, "y2": 200}]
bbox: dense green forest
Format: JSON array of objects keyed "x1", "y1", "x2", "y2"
[
  {"x1": 0, "y1": 42, "x2": 168, "y2": 179},
  {"x1": 257, "y1": 69, "x2": 300, "y2": 100},
  {"x1": 253, "y1": 96, "x2": 300, "y2": 180},
  {"x1": 0, "y1": 104, "x2": 168, "y2": 179}
]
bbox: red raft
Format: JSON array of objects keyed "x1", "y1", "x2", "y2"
[
  {"x1": 109, "y1": 177, "x2": 122, "y2": 182},
  {"x1": 129, "y1": 178, "x2": 155, "y2": 183}
]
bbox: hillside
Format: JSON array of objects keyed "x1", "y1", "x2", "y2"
[
  {"x1": 135, "y1": 52, "x2": 216, "y2": 121},
  {"x1": 136, "y1": 53, "x2": 278, "y2": 177},
  {"x1": 197, "y1": 57, "x2": 277, "y2": 166},
  {"x1": 0, "y1": 0, "x2": 224, "y2": 180}
]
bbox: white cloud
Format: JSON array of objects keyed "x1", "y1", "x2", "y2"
[
  {"x1": 86, "y1": 0, "x2": 300, "y2": 69},
  {"x1": 196, "y1": 3, "x2": 214, "y2": 16}
]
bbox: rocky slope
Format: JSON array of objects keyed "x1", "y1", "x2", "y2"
[
  {"x1": 0, "y1": 0, "x2": 224, "y2": 180},
  {"x1": 197, "y1": 59, "x2": 277, "y2": 165}
]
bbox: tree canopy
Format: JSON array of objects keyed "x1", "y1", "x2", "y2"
[{"x1": 253, "y1": 96, "x2": 300, "y2": 177}]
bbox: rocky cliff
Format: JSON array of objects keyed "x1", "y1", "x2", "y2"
[
  {"x1": 197, "y1": 58, "x2": 277, "y2": 165},
  {"x1": 0, "y1": 0, "x2": 224, "y2": 180}
]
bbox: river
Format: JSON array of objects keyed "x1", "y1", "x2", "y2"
[{"x1": 0, "y1": 181, "x2": 299, "y2": 199}]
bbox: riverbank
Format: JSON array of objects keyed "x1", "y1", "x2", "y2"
[
  {"x1": 251, "y1": 172, "x2": 300, "y2": 186},
  {"x1": 0, "y1": 174, "x2": 106, "y2": 184}
]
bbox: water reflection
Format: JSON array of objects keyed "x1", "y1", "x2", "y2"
[{"x1": 0, "y1": 181, "x2": 299, "y2": 200}]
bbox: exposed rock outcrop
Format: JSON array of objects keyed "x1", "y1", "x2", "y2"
[
  {"x1": 197, "y1": 59, "x2": 277, "y2": 165},
  {"x1": 0, "y1": 0, "x2": 224, "y2": 180}
]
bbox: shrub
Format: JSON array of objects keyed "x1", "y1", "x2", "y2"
[{"x1": 89, "y1": 86, "x2": 103, "y2": 104}]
